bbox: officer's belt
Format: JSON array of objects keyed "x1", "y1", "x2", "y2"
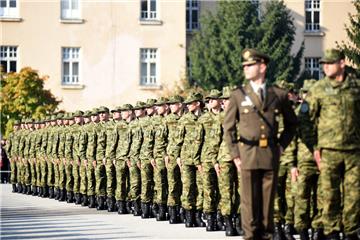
[{"x1": 239, "y1": 136, "x2": 276, "y2": 147}]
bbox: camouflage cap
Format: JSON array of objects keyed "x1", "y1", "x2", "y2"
[
  {"x1": 276, "y1": 80, "x2": 295, "y2": 91},
  {"x1": 97, "y1": 106, "x2": 109, "y2": 114},
  {"x1": 205, "y1": 89, "x2": 222, "y2": 99},
  {"x1": 91, "y1": 108, "x2": 99, "y2": 116},
  {"x1": 302, "y1": 79, "x2": 317, "y2": 92},
  {"x1": 242, "y1": 48, "x2": 270, "y2": 66},
  {"x1": 83, "y1": 110, "x2": 92, "y2": 117},
  {"x1": 111, "y1": 106, "x2": 122, "y2": 113},
  {"x1": 121, "y1": 104, "x2": 134, "y2": 111},
  {"x1": 155, "y1": 97, "x2": 169, "y2": 106},
  {"x1": 168, "y1": 95, "x2": 184, "y2": 104},
  {"x1": 220, "y1": 86, "x2": 232, "y2": 99},
  {"x1": 184, "y1": 92, "x2": 203, "y2": 104},
  {"x1": 133, "y1": 101, "x2": 147, "y2": 110},
  {"x1": 26, "y1": 118, "x2": 34, "y2": 124},
  {"x1": 14, "y1": 120, "x2": 20, "y2": 125},
  {"x1": 56, "y1": 113, "x2": 64, "y2": 120},
  {"x1": 73, "y1": 110, "x2": 84, "y2": 117},
  {"x1": 320, "y1": 49, "x2": 345, "y2": 64},
  {"x1": 145, "y1": 99, "x2": 157, "y2": 108},
  {"x1": 50, "y1": 115, "x2": 57, "y2": 121}
]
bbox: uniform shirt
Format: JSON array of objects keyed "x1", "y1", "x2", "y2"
[
  {"x1": 165, "y1": 113, "x2": 182, "y2": 159},
  {"x1": 128, "y1": 118, "x2": 143, "y2": 164},
  {"x1": 153, "y1": 115, "x2": 168, "y2": 160},
  {"x1": 139, "y1": 115, "x2": 155, "y2": 161},
  {"x1": 116, "y1": 119, "x2": 132, "y2": 161}
]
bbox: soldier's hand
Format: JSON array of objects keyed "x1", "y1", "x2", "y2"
[
  {"x1": 70, "y1": 160, "x2": 73, "y2": 165},
  {"x1": 92, "y1": 160, "x2": 97, "y2": 168},
  {"x1": 314, "y1": 150, "x2": 321, "y2": 171},
  {"x1": 84, "y1": 159, "x2": 88, "y2": 166},
  {"x1": 113, "y1": 160, "x2": 116, "y2": 166},
  {"x1": 151, "y1": 159, "x2": 156, "y2": 169},
  {"x1": 290, "y1": 167, "x2": 299, "y2": 182},
  {"x1": 77, "y1": 160, "x2": 80, "y2": 166},
  {"x1": 136, "y1": 161, "x2": 141, "y2": 169},
  {"x1": 233, "y1": 157, "x2": 242, "y2": 172},
  {"x1": 102, "y1": 158, "x2": 106, "y2": 166},
  {"x1": 176, "y1": 158, "x2": 182, "y2": 169},
  {"x1": 214, "y1": 163, "x2": 221, "y2": 176},
  {"x1": 127, "y1": 159, "x2": 132, "y2": 168},
  {"x1": 197, "y1": 164, "x2": 203, "y2": 173},
  {"x1": 164, "y1": 156, "x2": 169, "y2": 169}
]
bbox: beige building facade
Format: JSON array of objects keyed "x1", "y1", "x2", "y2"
[{"x1": 1, "y1": 0, "x2": 356, "y2": 111}]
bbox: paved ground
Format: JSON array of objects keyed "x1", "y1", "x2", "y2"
[{"x1": 0, "y1": 184, "x2": 241, "y2": 239}]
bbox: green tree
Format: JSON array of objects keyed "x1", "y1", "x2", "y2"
[
  {"x1": 1, "y1": 67, "x2": 60, "y2": 137},
  {"x1": 188, "y1": 0, "x2": 303, "y2": 90},
  {"x1": 337, "y1": 0, "x2": 360, "y2": 68}
]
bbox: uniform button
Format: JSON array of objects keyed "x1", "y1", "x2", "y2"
[
  {"x1": 261, "y1": 134, "x2": 266, "y2": 138},
  {"x1": 240, "y1": 142, "x2": 244, "y2": 146},
  {"x1": 261, "y1": 125, "x2": 265, "y2": 130}
]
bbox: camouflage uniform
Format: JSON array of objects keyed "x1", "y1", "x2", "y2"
[
  {"x1": 307, "y1": 54, "x2": 360, "y2": 237},
  {"x1": 64, "y1": 120, "x2": 75, "y2": 197},
  {"x1": 73, "y1": 111, "x2": 85, "y2": 203},
  {"x1": 58, "y1": 120, "x2": 67, "y2": 199},
  {"x1": 104, "y1": 118, "x2": 117, "y2": 203}
]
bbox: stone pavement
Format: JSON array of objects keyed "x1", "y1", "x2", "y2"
[{"x1": 0, "y1": 184, "x2": 242, "y2": 240}]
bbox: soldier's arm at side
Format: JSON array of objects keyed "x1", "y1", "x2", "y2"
[
  {"x1": 278, "y1": 92, "x2": 298, "y2": 150},
  {"x1": 223, "y1": 92, "x2": 240, "y2": 160}
]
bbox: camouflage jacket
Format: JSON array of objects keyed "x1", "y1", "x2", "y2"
[
  {"x1": 116, "y1": 120, "x2": 132, "y2": 161},
  {"x1": 153, "y1": 115, "x2": 168, "y2": 159},
  {"x1": 139, "y1": 116, "x2": 155, "y2": 161},
  {"x1": 95, "y1": 121, "x2": 107, "y2": 161},
  {"x1": 85, "y1": 122, "x2": 97, "y2": 161},
  {"x1": 128, "y1": 118, "x2": 143, "y2": 163},
  {"x1": 105, "y1": 120, "x2": 117, "y2": 160},
  {"x1": 165, "y1": 113, "x2": 182, "y2": 159},
  {"x1": 216, "y1": 112, "x2": 232, "y2": 163}
]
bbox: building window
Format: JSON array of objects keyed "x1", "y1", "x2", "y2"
[
  {"x1": 0, "y1": 0, "x2": 18, "y2": 18},
  {"x1": 0, "y1": 46, "x2": 17, "y2": 73},
  {"x1": 61, "y1": 0, "x2": 80, "y2": 19},
  {"x1": 186, "y1": 0, "x2": 199, "y2": 31},
  {"x1": 305, "y1": 57, "x2": 321, "y2": 80},
  {"x1": 141, "y1": 0, "x2": 157, "y2": 20},
  {"x1": 140, "y1": 48, "x2": 158, "y2": 86},
  {"x1": 62, "y1": 47, "x2": 80, "y2": 85},
  {"x1": 305, "y1": 0, "x2": 320, "y2": 32}
]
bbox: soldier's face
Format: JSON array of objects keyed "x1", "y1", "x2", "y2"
[
  {"x1": 84, "y1": 117, "x2": 90, "y2": 123},
  {"x1": 91, "y1": 115, "x2": 99, "y2": 122},
  {"x1": 121, "y1": 111, "x2": 129, "y2": 119},
  {"x1": 209, "y1": 99, "x2": 221, "y2": 109},
  {"x1": 187, "y1": 101, "x2": 200, "y2": 112},
  {"x1": 14, "y1": 125, "x2": 19, "y2": 130},
  {"x1": 41, "y1": 123, "x2": 45, "y2": 128},
  {"x1": 222, "y1": 99, "x2": 230, "y2": 110},
  {"x1": 323, "y1": 60, "x2": 345, "y2": 78},
  {"x1": 45, "y1": 122, "x2": 50, "y2": 127},
  {"x1": 51, "y1": 121, "x2": 56, "y2": 126},
  {"x1": 57, "y1": 119, "x2": 63, "y2": 125},
  {"x1": 69, "y1": 119, "x2": 75, "y2": 125},
  {"x1": 156, "y1": 105, "x2": 166, "y2": 115},
  {"x1": 99, "y1": 112, "x2": 109, "y2": 121},
  {"x1": 75, "y1": 116, "x2": 82, "y2": 124},
  {"x1": 63, "y1": 119, "x2": 69, "y2": 125},
  {"x1": 146, "y1": 107, "x2": 154, "y2": 116},
  {"x1": 170, "y1": 103, "x2": 180, "y2": 113},
  {"x1": 135, "y1": 109, "x2": 143, "y2": 117},
  {"x1": 243, "y1": 62, "x2": 266, "y2": 81},
  {"x1": 113, "y1": 112, "x2": 121, "y2": 120}
]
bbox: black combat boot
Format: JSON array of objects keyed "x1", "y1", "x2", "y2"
[
  {"x1": 234, "y1": 215, "x2": 244, "y2": 236},
  {"x1": 284, "y1": 224, "x2": 296, "y2": 240},
  {"x1": 151, "y1": 203, "x2": 158, "y2": 218},
  {"x1": 313, "y1": 228, "x2": 325, "y2": 240},
  {"x1": 298, "y1": 229, "x2": 310, "y2": 240},
  {"x1": 206, "y1": 212, "x2": 217, "y2": 231},
  {"x1": 195, "y1": 210, "x2": 206, "y2": 227},
  {"x1": 32, "y1": 186, "x2": 38, "y2": 196},
  {"x1": 185, "y1": 209, "x2": 195, "y2": 228},
  {"x1": 54, "y1": 188, "x2": 60, "y2": 200},
  {"x1": 75, "y1": 193, "x2": 82, "y2": 205},
  {"x1": 17, "y1": 184, "x2": 22, "y2": 193},
  {"x1": 12, "y1": 184, "x2": 17, "y2": 193},
  {"x1": 156, "y1": 204, "x2": 167, "y2": 221},
  {"x1": 107, "y1": 196, "x2": 115, "y2": 212},
  {"x1": 22, "y1": 184, "x2": 27, "y2": 194},
  {"x1": 49, "y1": 187, "x2": 55, "y2": 198},
  {"x1": 38, "y1": 186, "x2": 43, "y2": 197},
  {"x1": 26, "y1": 185, "x2": 32, "y2": 195},
  {"x1": 42, "y1": 186, "x2": 49, "y2": 198},
  {"x1": 66, "y1": 191, "x2": 74, "y2": 203},
  {"x1": 117, "y1": 201, "x2": 128, "y2": 214},
  {"x1": 325, "y1": 232, "x2": 340, "y2": 240},
  {"x1": 141, "y1": 202, "x2": 151, "y2": 218},
  {"x1": 133, "y1": 200, "x2": 141, "y2": 216},
  {"x1": 179, "y1": 207, "x2": 186, "y2": 223},
  {"x1": 169, "y1": 206, "x2": 180, "y2": 224},
  {"x1": 88, "y1": 195, "x2": 96, "y2": 208},
  {"x1": 59, "y1": 189, "x2": 66, "y2": 202},
  {"x1": 274, "y1": 222, "x2": 286, "y2": 240},
  {"x1": 96, "y1": 196, "x2": 105, "y2": 210},
  {"x1": 216, "y1": 211, "x2": 225, "y2": 231},
  {"x1": 344, "y1": 232, "x2": 360, "y2": 240},
  {"x1": 126, "y1": 201, "x2": 133, "y2": 214},
  {"x1": 81, "y1": 195, "x2": 88, "y2": 206},
  {"x1": 224, "y1": 216, "x2": 236, "y2": 236}
]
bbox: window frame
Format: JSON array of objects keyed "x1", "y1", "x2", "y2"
[
  {"x1": 61, "y1": 0, "x2": 81, "y2": 20},
  {"x1": 140, "y1": 0, "x2": 158, "y2": 21},
  {"x1": 140, "y1": 48, "x2": 159, "y2": 87},
  {"x1": 0, "y1": 45, "x2": 18, "y2": 73},
  {"x1": 0, "y1": 0, "x2": 19, "y2": 18},
  {"x1": 305, "y1": 0, "x2": 320, "y2": 32},
  {"x1": 61, "y1": 47, "x2": 81, "y2": 86},
  {"x1": 304, "y1": 57, "x2": 322, "y2": 80},
  {"x1": 186, "y1": 0, "x2": 199, "y2": 32}
]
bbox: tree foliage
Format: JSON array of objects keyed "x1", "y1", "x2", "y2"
[
  {"x1": 1, "y1": 67, "x2": 60, "y2": 137},
  {"x1": 188, "y1": 0, "x2": 303, "y2": 90}
]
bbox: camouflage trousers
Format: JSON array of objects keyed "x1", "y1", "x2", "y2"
[
  {"x1": 47, "y1": 160, "x2": 55, "y2": 187},
  {"x1": 166, "y1": 157, "x2": 181, "y2": 207},
  {"x1": 294, "y1": 164, "x2": 319, "y2": 231},
  {"x1": 24, "y1": 159, "x2": 31, "y2": 186},
  {"x1": 40, "y1": 158, "x2": 48, "y2": 187},
  {"x1": 79, "y1": 161, "x2": 87, "y2": 195},
  {"x1": 140, "y1": 160, "x2": 154, "y2": 203},
  {"x1": 95, "y1": 162, "x2": 107, "y2": 196},
  {"x1": 86, "y1": 161, "x2": 96, "y2": 196},
  {"x1": 115, "y1": 160, "x2": 129, "y2": 201},
  {"x1": 202, "y1": 162, "x2": 218, "y2": 214},
  {"x1": 128, "y1": 159, "x2": 141, "y2": 202},
  {"x1": 73, "y1": 161, "x2": 80, "y2": 193},
  {"x1": 16, "y1": 161, "x2": 22, "y2": 184},
  {"x1": 53, "y1": 161, "x2": 60, "y2": 188},
  {"x1": 65, "y1": 161, "x2": 73, "y2": 191},
  {"x1": 181, "y1": 164, "x2": 203, "y2": 211},
  {"x1": 320, "y1": 149, "x2": 360, "y2": 236},
  {"x1": 105, "y1": 160, "x2": 116, "y2": 197},
  {"x1": 10, "y1": 159, "x2": 17, "y2": 184},
  {"x1": 218, "y1": 161, "x2": 241, "y2": 216},
  {"x1": 30, "y1": 159, "x2": 37, "y2": 186},
  {"x1": 58, "y1": 160, "x2": 66, "y2": 189},
  {"x1": 154, "y1": 157, "x2": 168, "y2": 205},
  {"x1": 274, "y1": 164, "x2": 295, "y2": 224},
  {"x1": 36, "y1": 159, "x2": 41, "y2": 187}
]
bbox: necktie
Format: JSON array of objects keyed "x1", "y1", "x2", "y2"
[{"x1": 258, "y1": 88, "x2": 264, "y2": 103}]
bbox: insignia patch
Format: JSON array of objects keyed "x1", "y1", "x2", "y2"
[
  {"x1": 300, "y1": 102, "x2": 309, "y2": 113},
  {"x1": 243, "y1": 50, "x2": 251, "y2": 59}
]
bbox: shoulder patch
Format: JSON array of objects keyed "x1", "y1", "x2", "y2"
[{"x1": 300, "y1": 102, "x2": 309, "y2": 113}]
